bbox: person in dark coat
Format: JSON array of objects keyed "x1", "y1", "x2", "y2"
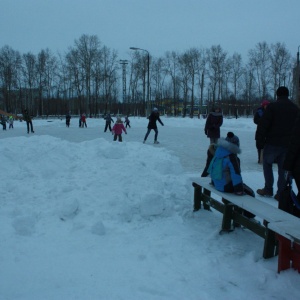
[
  {"x1": 143, "y1": 108, "x2": 164, "y2": 144},
  {"x1": 254, "y1": 100, "x2": 270, "y2": 163},
  {"x1": 66, "y1": 113, "x2": 71, "y2": 127},
  {"x1": 283, "y1": 111, "x2": 300, "y2": 197},
  {"x1": 0, "y1": 115, "x2": 7, "y2": 130},
  {"x1": 201, "y1": 143, "x2": 217, "y2": 177},
  {"x1": 104, "y1": 113, "x2": 114, "y2": 132},
  {"x1": 124, "y1": 115, "x2": 131, "y2": 128},
  {"x1": 23, "y1": 109, "x2": 34, "y2": 134},
  {"x1": 204, "y1": 107, "x2": 223, "y2": 144},
  {"x1": 256, "y1": 86, "x2": 300, "y2": 200}
]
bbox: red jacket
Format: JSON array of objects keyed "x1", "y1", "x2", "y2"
[{"x1": 112, "y1": 123, "x2": 127, "y2": 135}]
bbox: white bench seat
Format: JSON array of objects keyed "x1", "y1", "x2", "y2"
[{"x1": 192, "y1": 177, "x2": 300, "y2": 273}]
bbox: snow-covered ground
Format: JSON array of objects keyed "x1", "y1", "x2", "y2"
[{"x1": 0, "y1": 115, "x2": 299, "y2": 300}]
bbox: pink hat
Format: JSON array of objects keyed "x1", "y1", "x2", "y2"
[{"x1": 261, "y1": 100, "x2": 270, "y2": 107}]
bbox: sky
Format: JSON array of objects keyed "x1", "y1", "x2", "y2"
[
  {"x1": 0, "y1": 115, "x2": 300, "y2": 299},
  {"x1": 1, "y1": 0, "x2": 300, "y2": 61}
]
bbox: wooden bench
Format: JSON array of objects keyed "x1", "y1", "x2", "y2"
[{"x1": 192, "y1": 177, "x2": 300, "y2": 273}]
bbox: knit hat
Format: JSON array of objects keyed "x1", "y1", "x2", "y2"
[
  {"x1": 276, "y1": 86, "x2": 289, "y2": 97},
  {"x1": 261, "y1": 100, "x2": 270, "y2": 107},
  {"x1": 225, "y1": 132, "x2": 240, "y2": 147},
  {"x1": 153, "y1": 107, "x2": 158, "y2": 111}
]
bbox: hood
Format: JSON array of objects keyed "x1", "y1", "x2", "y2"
[{"x1": 215, "y1": 138, "x2": 241, "y2": 158}]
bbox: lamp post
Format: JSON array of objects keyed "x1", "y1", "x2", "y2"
[{"x1": 130, "y1": 47, "x2": 150, "y2": 116}]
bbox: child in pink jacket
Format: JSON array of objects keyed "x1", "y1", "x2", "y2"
[{"x1": 112, "y1": 117, "x2": 127, "y2": 142}]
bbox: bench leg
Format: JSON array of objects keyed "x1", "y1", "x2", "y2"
[
  {"x1": 263, "y1": 228, "x2": 277, "y2": 259},
  {"x1": 220, "y1": 199, "x2": 234, "y2": 233},
  {"x1": 193, "y1": 184, "x2": 202, "y2": 211},
  {"x1": 193, "y1": 184, "x2": 211, "y2": 211}
]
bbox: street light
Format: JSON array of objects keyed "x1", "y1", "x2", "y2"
[{"x1": 130, "y1": 47, "x2": 150, "y2": 116}]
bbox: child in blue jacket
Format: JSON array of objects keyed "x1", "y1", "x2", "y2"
[{"x1": 208, "y1": 132, "x2": 255, "y2": 219}]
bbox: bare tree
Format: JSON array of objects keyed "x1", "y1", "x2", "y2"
[
  {"x1": 178, "y1": 52, "x2": 192, "y2": 117},
  {"x1": 164, "y1": 51, "x2": 181, "y2": 116},
  {"x1": 0, "y1": 46, "x2": 22, "y2": 112},
  {"x1": 73, "y1": 34, "x2": 102, "y2": 114},
  {"x1": 231, "y1": 53, "x2": 245, "y2": 100},
  {"x1": 248, "y1": 42, "x2": 271, "y2": 99},
  {"x1": 206, "y1": 45, "x2": 227, "y2": 105},
  {"x1": 269, "y1": 42, "x2": 292, "y2": 100}
]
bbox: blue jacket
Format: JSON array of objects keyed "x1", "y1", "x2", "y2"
[{"x1": 208, "y1": 138, "x2": 243, "y2": 193}]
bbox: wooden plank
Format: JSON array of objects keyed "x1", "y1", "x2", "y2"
[
  {"x1": 193, "y1": 178, "x2": 299, "y2": 223},
  {"x1": 193, "y1": 178, "x2": 300, "y2": 243}
]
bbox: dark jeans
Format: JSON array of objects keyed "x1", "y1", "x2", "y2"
[
  {"x1": 104, "y1": 123, "x2": 112, "y2": 132},
  {"x1": 263, "y1": 144, "x2": 287, "y2": 195},
  {"x1": 144, "y1": 128, "x2": 158, "y2": 141},
  {"x1": 26, "y1": 121, "x2": 34, "y2": 133}
]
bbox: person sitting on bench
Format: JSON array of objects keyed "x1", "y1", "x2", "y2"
[{"x1": 208, "y1": 132, "x2": 255, "y2": 218}]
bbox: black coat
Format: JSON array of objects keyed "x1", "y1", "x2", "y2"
[
  {"x1": 204, "y1": 112, "x2": 223, "y2": 139},
  {"x1": 256, "y1": 96, "x2": 299, "y2": 149},
  {"x1": 147, "y1": 112, "x2": 164, "y2": 129},
  {"x1": 283, "y1": 112, "x2": 300, "y2": 179}
]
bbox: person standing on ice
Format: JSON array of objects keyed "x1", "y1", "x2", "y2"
[
  {"x1": 112, "y1": 117, "x2": 127, "y2": 142},
  {"x1": 66, "y1": 112, "x2": 71, "y2": 127},
  {"x1": 253, "y1": 100, "x2": 270, "y2": 163},
  {"x1": 23, "y1": 109, "x2": 34, "y2": 134},
  {"x1": 204, "y1": 106, "x2": 223, "y2": 144},
  {"x1": 104, "y1": 113, "x2": 114, "y2": 132},
  {"x1": 143, "y1": 107, "x2": 164, "y2": 144}
]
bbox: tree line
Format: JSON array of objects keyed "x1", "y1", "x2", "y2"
[{"x1": 0, "y1": 34, "x2": 296, "y2": 117}]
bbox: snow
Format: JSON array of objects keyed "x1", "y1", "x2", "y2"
[{"x1": 1, "y1": 115, "x2": 299, "y2": 300}]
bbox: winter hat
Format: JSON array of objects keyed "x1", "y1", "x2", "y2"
[
  {"x1": 225, "y1": 132, "x2": 240, "y2": 147},
  {"x1": 276, "y1": 86, "x2": 289, "y2": 97},
  {"x1": 261, "y1": 100, "x2": 270, "y2": 107},
  {"x1": 117, "y1": 117, "x2": 122, "y2": 123},
  {"x1": 153, "y1": 107, "x2": 158, "y2": 111}
]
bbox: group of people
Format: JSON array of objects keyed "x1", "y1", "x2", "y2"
[
  {"x1": 1, "y1": 115, "x2": 15, "y2": 130},
  {"x1": 202, "y1": 86, "x2": 300, "y2": 220}
]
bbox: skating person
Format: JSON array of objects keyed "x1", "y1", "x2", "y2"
[
  {"x1": 66, "y1": 113, "x2": 71, "y2": 127},
  {"x1": 0, "y1": 115, "x2": 7, "y2": 130},
  {"x1": 124, "y1": 115, "x2": 131, "y2": 128},
  {"x1": 81, "y1": 113, "x2": 87, "y2": 127},
  {"x1": 104, "y1": 113, "x2": 114, "y2": 132},
  {"x1": 23, "y1": 109, "x2": 34, "y2": 133},
  {"x1": 112, "y1": 117, "x2": 127, "y2": 142},
  {"x1": 143, "y1": 108, "x2": 164, "y2": 144},
  {"x1": 204, "y1": 107, "x2": 223, "y2": 144},
  {"x1": 8, "y1": 116, "x2": 14, "y2": 129}
]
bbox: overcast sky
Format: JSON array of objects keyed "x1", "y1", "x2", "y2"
[{"x1": 1, "y1": 0, "x2": 300, "y2": 61}]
